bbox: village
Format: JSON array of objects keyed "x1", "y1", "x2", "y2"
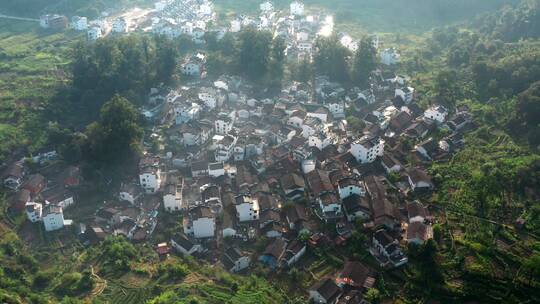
[{"x1": 3, "y1": 1, "x2": 476, "y2": 303}]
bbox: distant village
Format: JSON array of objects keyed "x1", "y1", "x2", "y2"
[{"x1": 3, "y1": 1, "x2": 476, "y2": 303}]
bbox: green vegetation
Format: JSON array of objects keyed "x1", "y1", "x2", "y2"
[
  {"x1": 0, "y1": 0, "x2": 153, "y2": 18},
  {"x1": 215, "y1": 0, "x2": 520, "y2": 33}
]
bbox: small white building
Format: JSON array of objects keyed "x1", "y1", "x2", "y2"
[
  {"x1": 215, "y1": 135, "x2": 237, "y2": 162},
  {"x1": 199, "y1": 87, "x2": 220, "y2": 109},
  {"x1": 71, "y1": 16, "x2": 88, "y2": 31},
  {"x1": 395, "y1": 87, "x2": 415, "y2": 104},
  {"x1": 42, "y1": 204, "x2": 65, "y2": 232},
  {"x1": 175, "y1": 103, "x2": 201, "y2": 125},
  {"x1": 230, "y1": 19, "x2": 242, "y2": 33},
  {"x1": 337, "y1": 177, "x2": 365, "y2": 200},
  {"x1": 25, "y1": 202, "x2": 42, "y2": 223},
  {"x1": 208, "y1": 162, "x2": 225, "y2": 178},
  {"x1": 163, "y1": 179, "x2": 182, "y2": 212},
  {"x1": 171, "y1": 233, "x2": 203, "y2": 256},
  {"x1": 112, "y1": 17, "x2": 129, "y2": 33},
  {"x1": 290, "y1": 1, "x2": 305, "y2": 16},
  {"x1": 222, "y1": 247, "x2": 250, "y2": 273},
  {"x1": 119, "y1": 183, "x2": 142, "y2": 205},
  {"x1": 215, "y1": 114, "x2": 234, "y2": 135},
  {"x1": 139, "y1": 157, "x2": 161, "y2": 194},
  {"x1": 87, "y1": 27, "x2": 102, "y2": 41},
  {"x1": 381, "y1": 48, "x2": 401, "y2": 65},
  {"x1": 235, "y1": 195, "x2": 259, "y2": 222},
  {"x1": 190, "y1": 206, "x2": 215, "y2": 239},
  {"x1": 424, "y1": 105, "x2": 448, "y2": 123},
  {"x1": 350, "y1": 137, "x2": 385, "y2": 163},
  {"x1": 260, "y1": 1, "x2": 274, "y2": 13}
]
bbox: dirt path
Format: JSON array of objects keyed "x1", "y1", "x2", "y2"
[{"x1": 89, "y1": 266, "x2": 107, "y2": 297}]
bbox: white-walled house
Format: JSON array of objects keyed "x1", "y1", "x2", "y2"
[
  {"x1": 235, "y1": 195, "x2": 259, "y2": 222},
  {"x1": 215, "y1": 114, "x2": 235, "y2": 135},
  {"x1": 395, "y1": 87, "x2": 415, "y2": 104},
  {"x1": 112, "y1": 17, "x2": 129, "y2": 33},
  {"x1": 119, "y1": 183, "x2": 142, "y2": 204},
  {"x1": 260, "y1": 1, "x2": 274, "y2": 12},
  {"x1": 337, "y1": 177, "x2": 365, "y2": 200},
  {"x1": 42, "y1": 204, "x2": 65, "y2": 231},
  {"x1": 190, "y1": 206, "x2": 215, "y2": 238},
  {"x1": 25, "y1": 202, "x2": 43, "y2": 223},
  {"x1": 87, "y1": 26, "x2": 102, "y2": 41},
  {"x1": 208, "y1": 162, "x2": 225, "y2": 177},
  {"x1": 350, "y1": 137, "x2": 385, "y2": 163},
  {"x1": 230, "y1": 19, "x2": 241, "y2": 32},
  {"x1": 163, "y1": 179, "x2": 183, "y2": 212},
  {"x1": 199, "y1": 87, "x2": 223, "y2": 109},
  {"x1": 381, "y1": 48, "x2": 400, "y2": 65},
  {"x1": 171, "y1": 233, "x2": 203, "y2": 256},
  {"x1": 175, "y1": 103, "x2": 201, "y2": 125},
  {"x1": 215, "y1": 135, "x2": 237, "y2": 162},
  {"x1": 424, "y1": 105, "x2": 448, "y2": 123},
  {"x1": 290, "y1": 1, "x2": 305, "y2": 16},
  {"x1": 222, "y1": 247, "x2": 250, "y2": 273},
  {"x1": 139, "y1": 157, "x2": 161, "y2": 194},
  {"x1": 71, "y1": 16, "x2": 88, "y2": 31}
]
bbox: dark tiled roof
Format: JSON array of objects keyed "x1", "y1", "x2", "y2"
[{"x1": 311, "y1": 278, "x2": 341, "y2": 303}]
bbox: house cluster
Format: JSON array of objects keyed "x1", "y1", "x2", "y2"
[
  {"x1": 2, "y1": 160, "x2": 79, "y2": 232},
  {"x1": 134, "y1": 48, "x2": 472, "y2": 277},
  {"x1": 151, "y1": 0, "x2": 215, "y2": 42}
]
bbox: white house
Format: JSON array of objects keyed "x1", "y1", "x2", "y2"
[
  {"x1": 260, "y1": 1, "x2": 274, "y2": 13},
  {"x1": 290, "y1": 1, "x2": 305, "y2": 16},
  {"x1": 407, "y1": 168, "x2": 434, "y2": 192},
  {"x1": 181, "y1": 53, "x2": 205, "y2": 77},
  {"x1": 199, "y1": 87, "x2": 221, "y2": 109},
  {"x1": 112, "y1": 17, "x2": 129, "y2": 33},
  {"x1": 318, "y1": 193, "x2": 342, "y2": 220},
  {"x1": 139, "y1": 157, "x2": 161, "y2": 194},
  {"x1": 230, "y1": 19, "x2": 241, "y2": 33},
  {"x1": 337, "y1": 177, "x2": 365, "y2": 200},
  {"x1": 302, "y1": 159, "x2": 316, "y2": 174},
  {"x1": 215, "y1": 135, "x2": 237, "y2": 162},
  {"x1": 235, "y1": 195, "x2": 259, "y2": 222},
  {"x1": 71, "y1": 16, "x2": 88, "y2": 31},
  {"x1": 163, "y1": 179, "x2": 182, "y2": 212},
  {"x1": 222, "y1": 247, "x2": 250, "y2": 273},
  {"x1": 281, "y1": 241, "x2": 306, "y2": 268},
  {"x1": 42, "y1": 204, "x2": 65, "y2": 232},
  {"x1": 424, "y1": 105, "x2": 448, "y2": 123},
  {"x1": 119, "y1": 183, "x2": 142, "y2": 205},
  {"x1": 395, "y1": 87, "x2": 415, "y2": 104},
  {"x1": 25, "y1": 202, "x2": 42, "y2": 223},
  {"x1": 171, "y1": 233, "x2": 203, "y2": 256},
  {"x1": 175, "y1": 103, "x2": 201, "y2": 125},
  {"x1": 215, "y1": 114, "x2": 235, "y2": 135},
  {"x1": 381, "y1": 48, "x2": 400, "y2": 65},
  {"x1": 190, "y1": 206, "x2": 215, "y2": 238},
  {"x1": 325, "y1": 101, "x2": 345, "y2": 118},
  {"x1": 87, "y1": 26, "x2": 102, "y2": 41},
  {"x1": 208, "y1": 162, "x2": 225, "y2": 178},
  {"x1": 350, "y1": 137, "x2": 385, "y2": 163}
]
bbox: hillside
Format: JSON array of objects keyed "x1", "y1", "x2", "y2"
[
  {"x1": 215, "y1": 0, "x2": 521, "y2": 33},
  {"x1": 0, "y1": 0, "x2": 539, "y2": 304}
]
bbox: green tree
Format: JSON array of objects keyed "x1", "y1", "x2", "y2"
[
  {"x1": 238, "y1": 29, "x2": 272, "y2": 81},
  {"x1": 85, "y1": 95, "x2": 143, "y2": 166},
  {"x1": 314, "y1": 35, "x2": 351, "y2": 83},
  {"x1": 351, "y1": 36, "x2": 377, "y2": 88}
]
